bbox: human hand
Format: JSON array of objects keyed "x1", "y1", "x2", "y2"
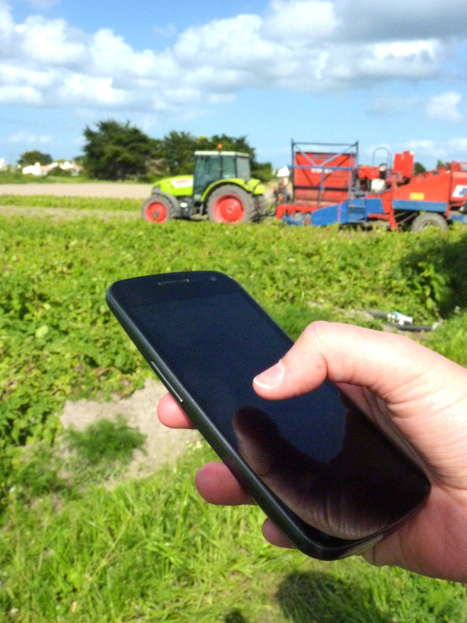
[{"x1": 157, "y1": 322, "x2": 467, "y2": 583}]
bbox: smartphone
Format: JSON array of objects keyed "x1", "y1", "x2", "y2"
[{"x1": 106, "y1": 271, "x2": 430, "y2": 560}]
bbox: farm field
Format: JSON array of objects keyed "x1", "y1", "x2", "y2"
[
  {"x1": 0, "y1": 182, "x2": 151, "y2": 198},
  {"x1": 0, "y1": 199, "x2": 466, "y2": 622}
]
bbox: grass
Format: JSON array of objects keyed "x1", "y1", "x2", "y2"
[
  {"x1": 0, "y1": 194, "x2": 141, "y2": 211},
  {"x1": 1, "y1": 210, "x2": 466, "y2": 621},
  {"x1": 66, "y1": 415, "x2": 146, "y2": 466},
  {"x1": 0, "y1": 172, "x2": 96, "y2": 184},
  {"x1": 9, "y1": 416, "x2": 147, "y2": 501},
  {"x1": 1, "y1": 445, "x2": 466, "y2": 623}
]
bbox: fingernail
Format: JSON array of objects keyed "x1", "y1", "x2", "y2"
[{"x1": 253, "y1": 360, "x2": 284, "y2": 389}]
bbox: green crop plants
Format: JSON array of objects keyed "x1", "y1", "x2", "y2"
[
  {"x1": 0, "y1": 194, "x2": 140, "y2": 211},
  {"x1": 1, "y1": 213, "x2": 466, "y2": 621},
  {"x1": 1, "y1": 217, "x2": 466, "y2": 467}
]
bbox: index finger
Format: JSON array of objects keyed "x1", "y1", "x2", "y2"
[{"x1": 157, "y1": 393, "x2": 193, "y2": 429}]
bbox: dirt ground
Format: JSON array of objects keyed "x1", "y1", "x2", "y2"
[
  {"x1": 0, "y1": 182, "x2": 152, "y2": 198},
  {"x1": 60, "y1": 379, "x2": 200, "y2": 478}
]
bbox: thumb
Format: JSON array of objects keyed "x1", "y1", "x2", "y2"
[
  {"x1": 253, "y1": 321, "x2": 461, "y2": 405},
  {"x1": 252, "y1": 322, "x2": 467, "y2": 488}
]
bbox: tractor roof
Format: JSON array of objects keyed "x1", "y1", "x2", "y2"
[{"x1": 194, "y1": 151, "x2": 250, "y2": 158}]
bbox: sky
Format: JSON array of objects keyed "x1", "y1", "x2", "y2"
[{"x1": 1, "y1": 0, "x2": 467, "y2": 169}]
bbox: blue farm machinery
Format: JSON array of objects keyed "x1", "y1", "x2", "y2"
[{"x1": 275, "y1": 141, "x2": 467, "y2": 230}]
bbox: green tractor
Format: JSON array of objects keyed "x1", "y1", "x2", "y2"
[{"x1": 141, "y1": 150, "x2": 268, "y2": 224}]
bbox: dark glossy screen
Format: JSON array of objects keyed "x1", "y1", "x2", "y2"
[{"x1": 125, "y1": 279, "x2": 429, "y2": 540}]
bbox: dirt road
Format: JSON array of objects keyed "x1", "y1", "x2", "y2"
[{"x1": 0, "y1": 182, "x2": 152, "y2": 198}]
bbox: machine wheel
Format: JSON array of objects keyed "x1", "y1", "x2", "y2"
[
  {"x1": 141, "y1": 193, "x2": 179, "y2": 223},
  {"x1": 411, "y1": 212, "x2": 448, "y2": 232},
  {"x1": 207, "y1": 185, "x2": 258, "y2": 223},
  {"x1": 255, "y1": 194, "x2": 271, "y2": 217}
]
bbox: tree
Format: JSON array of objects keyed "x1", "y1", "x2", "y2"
[
  {"x1": 414, "y1": 162, "x2": 427, "y2": 175},
  {"x1": 160, "y1": 131, "x2": 197, "y2": 175},
  {"x1": 18, "y1": 151, "x2": 52, "y2": 166},
  {"x1": 82, "y1": 120, "x2": 160, "y2": 180},
  {"x1": 157, "y1": 131, "x2": 272, "y2": 180}
]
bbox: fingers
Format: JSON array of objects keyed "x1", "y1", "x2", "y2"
[
  {"x1": 195, "y1": 462, "x2": 252, "y2": 505},
  {"x1": 196, "y1": 464, "x2": 296, "y2": 550},
  {"x1": 157, "y1": 393, "x2": 193, "y2": 429},
  {"x1": 262, "y1": 519, "x2": 295, "y2": 549},
  {"x1": 252, "y1": 321, "x2": 460, "y2": 404}
]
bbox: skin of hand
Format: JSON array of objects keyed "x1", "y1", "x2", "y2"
[{"x1": 157, "y1": 322, "x2": 467, "y2": 583}]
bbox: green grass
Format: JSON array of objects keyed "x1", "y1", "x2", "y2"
[
  {"x1": 1, "y1": 212, "x2": 467, "y2": 621},
  {"x1": 9, "y1": 416, "x2": 147, "y2": 502},
  {"x1": 1, "y1": 445, "x2": 465, "y2": 623},
  {"x1": 0, "y1": 194, "x2": 141, "y2": 211},
  {"x1": 0, "y1": 171, "x2": 97, "y2": 184},
  {"x1": 66, "y1": 415, "x2": 146, "y2": 466}
]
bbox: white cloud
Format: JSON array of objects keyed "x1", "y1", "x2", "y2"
[
  {"x1": 0, "y1": 0, "x2": 465, "y2": 115},
  {"x1": 60, "y1": 74, "x2": 129, "y2": 106},
  {"x1": 403, "y1": 138, "x2": 467, "y2": 160},
  {"x1": 447, "y1": 138, "x2": 467, "y2": 152},
  {"x1": 0, "y1": 63, "x2": 56, "y2": 88},
  {"x1": 0, "y1": 0, "x2": 14, "y2": 44},
  {"x1": 7, "y1": 130, "x2": 52, "y2": 144},
  {"x1": 0, "y1": 84, "x2": 43, "y2": 104},
  {"x1": 425, "y1": 91, "x2": 463, "y2": 122},
  {"x1": 334, "y1": 0, "x2": 467, "y2": 41},
  {"x1": 264, "y1": 1, "x2": 338, "y2": 41},
  {"x1": 16, "y1": 16, "x2": 86, "y2": 66}
]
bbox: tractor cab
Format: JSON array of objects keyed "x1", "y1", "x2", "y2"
[{"x1": 193, "y1": 151, "x2": 251, "y2": 199}]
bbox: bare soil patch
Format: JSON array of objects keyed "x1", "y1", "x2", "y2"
[{"x1": 60, "y1": 378, "x2": 199, "y2": 479}]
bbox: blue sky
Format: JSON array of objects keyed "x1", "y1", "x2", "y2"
[{"x1": 1, "y1": 0, "x2": 467, "y2": 169}]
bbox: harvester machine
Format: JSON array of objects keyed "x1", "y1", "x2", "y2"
[{"x1": 276, "y1": 140, "x2": 467, "y2": 230}]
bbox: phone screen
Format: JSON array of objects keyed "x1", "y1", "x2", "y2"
[{"x1": 116, "y1": 273, "x2": 429, "y2": 542}]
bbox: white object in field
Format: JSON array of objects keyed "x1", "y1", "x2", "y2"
[
  {"x1": 387, "y1": 312, "x2": 413, "y2": 326},
  {"x1": 371, "y1": 178, "x2": 386, "y2": 193}
]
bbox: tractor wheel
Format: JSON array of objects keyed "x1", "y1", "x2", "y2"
[
  {"x1": 255, "y1": 194, "x2": 271, "y2": 217},
  {"x1": 411, "y1": 212, "x2": 448, "y2": 232},
  {"x1": 141, "y1": 193, "x2": 179, "y2": 223},
  {"x1": 207, "y1": 185, "x2": 258, "y2": 223}
]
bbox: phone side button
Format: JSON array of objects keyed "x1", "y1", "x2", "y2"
[{"x1": 149, "y1": 361, "x2": 184, "y2": 404}]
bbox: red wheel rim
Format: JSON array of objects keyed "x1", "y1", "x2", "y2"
[
  {"x1": 213, "y1": 194, "x2": 245, "y2": 223},
  {"x1": 144, "y1": 201, "x2": 168, "y2": 223}
]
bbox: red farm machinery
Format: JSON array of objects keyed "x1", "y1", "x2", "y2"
[{"x1": 275, "y1": 141, "x2": 467, "y2": 230}]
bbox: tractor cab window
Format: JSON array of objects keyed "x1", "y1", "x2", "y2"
[
  {"x1": 193, "y1": 156, "x2": 222, "y2": 196},
  {"x1": 221, "y1": 156, "x2": 236, "y2": 178},
  {"x1": 236, "y1": 156, "x2": 251, "y2": 180}
]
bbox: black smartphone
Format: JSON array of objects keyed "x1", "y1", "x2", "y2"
[{"x1": 106, "y1": 271, "x2": 430, "y2": 560}]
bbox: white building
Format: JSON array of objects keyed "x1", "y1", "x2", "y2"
[
  {"x1": 22, "y1": 162, "x2": 47, "y2": 176},
  {"x1": 21, "y1": 160, "x2": 83, "y2": 176}
]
